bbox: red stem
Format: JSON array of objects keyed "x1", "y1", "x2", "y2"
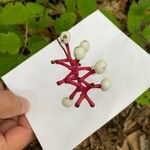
[
  {"x1": 80, "y1": 69, "x2": 95, "y2": 80},
  {"x1": 91, "y1": 83, "x2": 101, "y2": 89},
  {"x1": 78, "y1": 67, "x2": 92, "y2": 71},
  {"x1": 69, "y1": 88, "x2": 79, "y2": 99},
  {"x1": 67, "y1": 80, "x2": 81, "y2": 87},
  {"x1": 82, "y1": 80, "x2": 90, "y2": 87},
  {"x1": 57, "y1": 80, "x2": 65, "y2": 85},
  {"x1": 55, "y1": 62, "x2": 72, "y2": 70},
  {"x1": 65, "y1": 43, "x2": 72, "y2": 59},
  {"x1": 75, "y1": 93, "x2": 85, "y2": 107},
  {"x1": 57, "y1": 71, "x2": 74, "y2": 85},
  {"x1": 85, "y1": 95, "x2": 95, "y2": 107},
  {"x1": 52, "y1": 40, "x2": 100, "y2": 107}
]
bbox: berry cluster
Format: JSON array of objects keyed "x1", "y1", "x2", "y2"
[{"x1": 51, "y1": 31, "x2": 111, "y2": 107}]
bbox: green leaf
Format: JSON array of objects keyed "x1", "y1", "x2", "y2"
[
  {"x1": 0, "y1": 2, "x2": 27, "y2": 25},
  {"x1": 127, "y1": 3, "x2": 142, "y2": 33},
  {"x1": 142, "y1": 25, "x2": 150, "y2": 41},
  {"x1": 0, "y1": 0, "x2": 10, "y2": 3},
  {"x1": 36, "y1": 0, "x2": 44, "y2": 4},
  {"x1": 77, "y1": 0, "x2": 97, "y2": 17},
  {"x1": 0, "y1": 25, "x2": 24, "y2": 43},
  {"x1": 54, "y1": 12, "x2": 76, "y2": 34},
  {"x1": 130, "y1": 34, "x2": 144, "y2": 48},
  {"x1": 0, "y1": 52, "x2": 26, "y2": 77},
  {"x1": 0, "y1": 32, "x2": 22, "y2": 54},
  {"x1": 37, "y1": 14, "x2": 52, "y2": 28},
  {"x1": 28, "y1": 13, "x2": 52, "y2": 29},
  {"x1": 26, "y1": 2, "x2": 44, "y2": 18},
  {"x1": 26, "y1": 2, "x2": 47, "y2": 29},
  {"x1": 136, "y1": 89, "x2": 150, "y2": 106},
  {"x1": 28, "y1": 35, "x2": 48, "y2": 54},
  {"x1": 0, "y1": 25, "x2": 20, "y2": 34},
  {"x1": 65, "y1": 0, "x2": 76, "y2": 12},
  {"x1": 127, "y1": 1, "x2": 150, "y2": 34},
  {"x1": 101, "y1": 9, "x2": 121, "y2": 28}
]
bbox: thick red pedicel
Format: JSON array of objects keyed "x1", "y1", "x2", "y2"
[{"x1": 51, "y1": 39, "x2": 101, "y2": 107}]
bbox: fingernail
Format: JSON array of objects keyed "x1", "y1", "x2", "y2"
[{"x1": 18, "y1": 96, "x2": 30, "y2": 113}]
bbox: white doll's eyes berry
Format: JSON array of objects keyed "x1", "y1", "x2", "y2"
[
  {"x1": 101, "y1": 78, "x2": 111, "y2": 91},
  {"x1": 94, "y1": 60, "x2": 107, "y2": 74},
  {"x1": 59, "y1": 31, "x2": 71, "y2": 44},
  {"x1": 51, "y1": 31, "x2": 111, "y2": 108},
  {"x1": 80, "y1": 40, "x2": 90, "y2": 52},
  {"x1": 62, "y1": 97, "x2": 73, "y2": 107},
  {"x1": 74, "y1": 46, "x2": 86, "y2": 60}
]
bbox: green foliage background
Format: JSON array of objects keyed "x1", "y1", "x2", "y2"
[{"x1": 0, "y1": 0, "x2": 149, "y2": 105}]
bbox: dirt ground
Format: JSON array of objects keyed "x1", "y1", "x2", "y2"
[{"x1": 25, "y1": 0, "x2": 150, "y2": 149}]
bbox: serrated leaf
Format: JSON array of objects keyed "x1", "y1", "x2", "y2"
[
  {"x1": 101, "y1": 9, "x2": 121, "y2": 28},
  {"x1": 65, "y1": 0, "x2": 76, "y2": 12},
  {"x1": 0, "y1": 52, "x2": 26, "y2": 77},
  {"x1": 0, "y1": 2, "x2": 27, "y2": 25},
  {"x1": 142, "y1": 25, "x2": 150, "y2": 41},
  {"x1": 77, "y1": 0, "x2": 97, "y2": 17},
  {"x1": 136, "y1": 89, "x2": 150, "y2": 106},
  {"x1": 127, "y1": 1, "x2": 150, "y2": 34},
  {"x1": 0, "y1": 25, "x2": 24, "y2": 42},
  {"x1": 26, "y1": 2, "x2": 44, "y2": 18},
  {"x1": 54, "y1": 12, "x2": 76, "y2": 34},
  {"x1": 0, "y1": 32, "x2": 22, "y2": 54},
  {"x1": 28, "y1": 36, "x2": 48, "y2": 54}
]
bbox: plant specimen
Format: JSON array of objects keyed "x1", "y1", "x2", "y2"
[{"x1": 51, "y1": 31, "x2": 111, "y2": 107}]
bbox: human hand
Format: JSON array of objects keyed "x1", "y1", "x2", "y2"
[{"x1": 0, "y1": 83, "x2": 34, "y2": 150}]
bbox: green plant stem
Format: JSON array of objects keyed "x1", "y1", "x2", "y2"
[{"x1": 21, "y1": 22, "x2": 28, "y2": 54}]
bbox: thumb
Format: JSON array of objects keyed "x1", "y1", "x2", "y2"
[{"x1": 0, "y1": 91, "x2": 30, "y2": 119}]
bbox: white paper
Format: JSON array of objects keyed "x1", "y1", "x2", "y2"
[{"x1": 2, "y1": 10, "x2": 150, "y2": 150}]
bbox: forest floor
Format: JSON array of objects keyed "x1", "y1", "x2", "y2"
[{"x1": 25, "y1": 0, "x2": 150, "y2": 150}]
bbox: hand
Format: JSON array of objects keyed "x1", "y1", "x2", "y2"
[{"x1": 0, "y1": 83, "x2": 34, "y2": 150}]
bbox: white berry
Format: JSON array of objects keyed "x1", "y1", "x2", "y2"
[
  {"x1": 94, "y1": 60, "x2": 107, "y2": 74},
  {"x1": 59, "y1": 31, "x2": 71, "y2": 44},
  {"x1": 80, "y1": 40, "x2": 90, "y2": 52},
  {"x1": 74, "y1": 46, "x2": 86, "y2": 60},
  {"x1": 62, "y1": 97, "x2": 73, "y2": 107},
  {"x1": 101, "y1": 78, "x2": 111, "y2": 91}
]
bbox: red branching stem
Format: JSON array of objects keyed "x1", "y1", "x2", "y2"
[
  {"x1": 69, "y1": 76, "x2": 76, "y2": 81},
  {"x1": 51, "y1": 41, "x2": 101, "y2": 107},
  {"x1": 69, "y1": 88, "x2": 79, "y2": 99},
  {"x1": 80, "y1": 69, "x2": 95, "y2": 80},
  {"x1": 78, "y1": 67, "x2": 92, "y2": 71},
  {"x1": 65, "y1": 43, "x2": 72, "y2": 60},
  {"x1": 55, "y1": 61, "x2": 72, "y2": 70},
  {"x1": 75, "y1": 94, "x2": 85, "y2": 107},
  {"x1": 91, "y1": 83, "x2": 101, "y2": 88},
  {"x1": 82, "y1": 80, "x2": 90, "y2": 87},
  {"x1": 57, "y1": 71, "x2": 75, "y2": 85},
  {"x1": 85, "y1": 95, "x2": 95, "y2": 107},
  {"x1": 51, "y1": 58, "x2": 68, "y2": 63},
  {"x1": 57, "y1": 80, "x2": 65, "y2": 86},
  {"x1": 67, "y1": 80, "x2": 81, "y2": 87}
]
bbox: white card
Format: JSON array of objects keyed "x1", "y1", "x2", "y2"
[{"x1": 2, "y1": 10, "x2": 150, "y2": 150}]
